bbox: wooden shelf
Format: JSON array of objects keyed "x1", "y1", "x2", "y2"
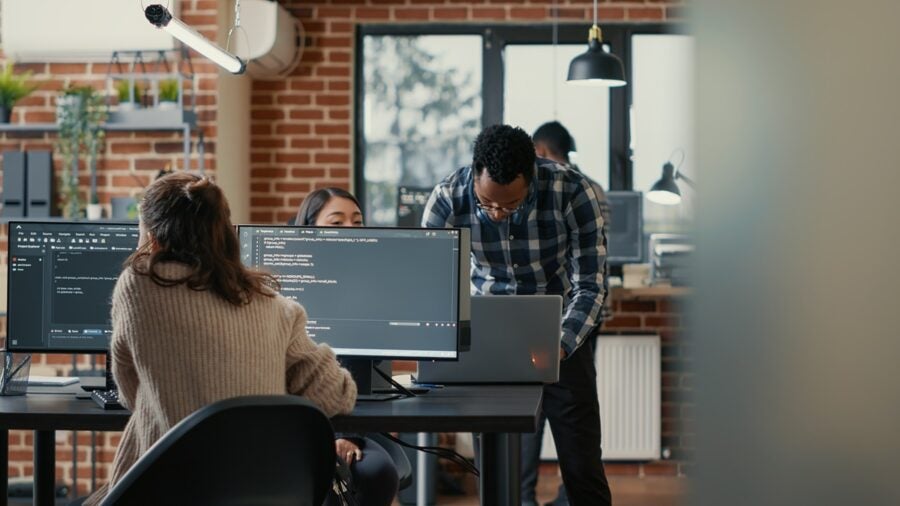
[{"x1": 610, "y1": 285, "x2": 690, "y2": 299}]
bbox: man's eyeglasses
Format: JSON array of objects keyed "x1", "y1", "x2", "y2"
[{"x1": 474, "y1": 197, "x2": 525, "y2": 215}]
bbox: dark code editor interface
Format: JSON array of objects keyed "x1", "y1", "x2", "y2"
[
  {"x1": 7, "y1": 222, "x2": 139, "y2": 352},
  {"x1": 240, "y1": 226, "x2": 460, "y2": 359}
]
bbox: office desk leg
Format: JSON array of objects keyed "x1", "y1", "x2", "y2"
[
  {"x1": 34, "y1": 430, "x2": 55, "y2": 506},
  {"x1": 479, "y1": 433, "x2": 520, "y2": 506},
  {"x1": 1, "y1": 429, "x2": 8, "y2": 506}
]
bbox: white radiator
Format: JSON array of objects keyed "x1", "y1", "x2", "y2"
[{"x1": 541, "y1": 335, "x2": 661, "y2": 461}]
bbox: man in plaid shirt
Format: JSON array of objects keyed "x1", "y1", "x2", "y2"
[{"x1": 423, "y1": 125, "x2": 612, "y2": 506}]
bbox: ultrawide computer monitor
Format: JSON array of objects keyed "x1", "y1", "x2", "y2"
[
  {"x1": 6, "y1": 221, "x2": 140, "y2": 353},
  {"x1": 238, "y1": 226, "x2": 469, "y2": 361}
]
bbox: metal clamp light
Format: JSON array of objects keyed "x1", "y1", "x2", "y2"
[
  {"x1": 566, "y1": 0, "x2": 626, "y2": 87},
  {"x1": 647, "y1": 161, "x2": 695, "y2": 205},
  {"x1": 145, "y1": 4, "x2": 246, "y2": 75}
]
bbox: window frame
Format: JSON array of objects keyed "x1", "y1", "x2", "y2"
[{"x1": 353, "y1": 23, "x2": 680, "y2": 213}]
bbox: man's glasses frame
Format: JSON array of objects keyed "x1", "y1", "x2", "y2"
[{"x1": 473, "y1": 199, "x2": 526, "y2": 215}]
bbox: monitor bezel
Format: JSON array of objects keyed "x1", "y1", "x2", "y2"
[
  {"x1": 236, "y1": 224, "x2": 465, "y2": 361},
  {"x1": 5, "y1": 220, "x2": 140, "y2": 354}
]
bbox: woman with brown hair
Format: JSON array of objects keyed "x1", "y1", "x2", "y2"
[{"x1": 84, "y1": 173, "x2": 357, "y2": 505}]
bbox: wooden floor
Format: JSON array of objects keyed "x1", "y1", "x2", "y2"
[{"x1": 416, "y1": 474, "x2": 687, "y2": 506}]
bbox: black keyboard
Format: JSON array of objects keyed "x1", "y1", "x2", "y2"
[{"x1": 91, "y1": 389, "x2": 125, "y2": 410}]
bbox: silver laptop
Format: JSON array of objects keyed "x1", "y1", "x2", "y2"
[{"x1": 416, "y1": 295, "x2": 563, "y2": 384}]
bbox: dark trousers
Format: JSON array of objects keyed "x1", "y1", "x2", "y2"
[
  {"x1": 521, "y1": 340, "x2": 611, "y2": 506},
  {"x1": 521, "y1": 410, "x2": 568, "y2": 505},
  {"x1": 326, "y1": 437, "x2": 399, "y2": 506}
]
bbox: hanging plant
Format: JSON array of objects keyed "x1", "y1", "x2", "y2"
[{"x1": 55, "y1": 86, "x2": 106, "y2": 218}]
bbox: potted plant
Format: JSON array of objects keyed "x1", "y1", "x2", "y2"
[
  {"x1": 86, "y1": 194, "x2": 103, "y2": 220},
  {"x1": 0, "y1": 64, "x2": 37, "y2": 123},
  {"x1": 56, "y1": 86, "x2": 106, "y2": 218},
  {"x1": 158, "y1": 79, "x2": 179, "y2": 109},
  {"x1": 115, "y1": 79, "x2": 142, "y2": 111}
]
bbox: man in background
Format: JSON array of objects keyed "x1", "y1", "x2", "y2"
[
  {"x1": 524, "y1": 121, "x2": 611, "y2": 506},
  {"x1": 533, "y1": 121, "x2": 610, "y2": 224},
  {"x1": 423, "y1": 124, "x2": 612, "y2": 506}
]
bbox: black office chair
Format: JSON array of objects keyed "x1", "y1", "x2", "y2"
[
  {"x1": 100, "y1": 395, "x2": 336, "y2": 506},
  {"x1": 368, "y1": 433, "x2": 413, "y2": 491}
]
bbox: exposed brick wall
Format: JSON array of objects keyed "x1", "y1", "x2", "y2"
[
  {"x1": 250, "y1": 0, "x2": 685, "y2": 223},
  {"x1": 601, "y1": 289, "x2": 691, "y2": 476},
  {"x1": 0, "y1": 0, "x2": 220, "y2": 495}
]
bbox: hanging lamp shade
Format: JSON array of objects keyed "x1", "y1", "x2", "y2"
[
  {"x1": 647, "y1": 162, "x2": 683, "y2": 205},
  {"x1": 567, "y1": 26, "x2": 626, "y2": 87}
]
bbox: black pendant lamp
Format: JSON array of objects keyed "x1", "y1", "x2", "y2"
[{"x1": 567, "y1": 0, "x2": 626, "y2": 87}]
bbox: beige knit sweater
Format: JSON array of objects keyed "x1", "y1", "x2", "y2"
[{"x1": 86, "y1": 262, "x2": 357, "y2": 505}]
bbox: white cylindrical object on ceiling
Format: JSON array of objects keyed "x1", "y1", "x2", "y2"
[{"x1": 240, "y1": 0, "x2": 303, "y2": 77}]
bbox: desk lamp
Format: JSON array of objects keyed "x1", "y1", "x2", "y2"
[{"x1": 647, "y1": 160, "x2": 695, "y2": 205}]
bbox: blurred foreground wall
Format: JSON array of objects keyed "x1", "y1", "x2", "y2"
[{"x1": 692, "y1": 1, "x2": 900, "y2": 505}]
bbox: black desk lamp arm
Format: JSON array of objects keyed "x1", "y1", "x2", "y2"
[{"x1": 676, "y1": 172, "x2": 696, "y2": 189}]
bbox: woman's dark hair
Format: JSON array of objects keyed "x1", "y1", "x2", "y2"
[
  {"x1": 472, "y1": 124, "x2": 536, "y2": 185},
  {"x1": 294, "y1": 187, "x2": 362, "y2": 226},
  {"x1": 127, "y1": 172, "x2": 278, "y2": 306},
  {"x1": 533, "y1": 121, "x2": 575, "y2": 162}
]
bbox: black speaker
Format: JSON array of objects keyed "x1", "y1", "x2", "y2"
[
  {"x1": 2, "y1": 150, "x2": 27, "y2": 217},
  {"x1": 26, "y1": 150, "x2": 53, "y2": 217}
]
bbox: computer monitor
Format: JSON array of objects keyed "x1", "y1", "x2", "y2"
[
  {"x1": 6, "y1": 221, "x2": 140, "y2": 353},
  {"x1": 606, "y1": 191, "x2": 644, "y2": 265},
  {"x1": 396, "y1": 186, "x2": 433, "y2": 227},
  {"x1": 237, "y1": 226, "x2": 469, "y2": 362},
  {"x1": 238, "y1": 225, "x2": 470, "y2": 398}
]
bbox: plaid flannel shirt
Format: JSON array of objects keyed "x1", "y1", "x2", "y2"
[{"x1": 422, "y1": 160, "x2": 607, "y2": 356}]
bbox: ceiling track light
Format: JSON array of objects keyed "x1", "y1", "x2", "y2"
[{"x1": 145, "y1": 4, "x2": 246, "y2": 75}]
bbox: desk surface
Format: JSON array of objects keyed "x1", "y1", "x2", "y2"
[
  {"x1": 333, "y1": 385, "x2": 543, "y2": 433},
  {"x1": 0, "y1": 384, "x2": 543, "y2": 434},
  {"x1": 0, "y1": 387, "x2": 128, "y2": 432}
]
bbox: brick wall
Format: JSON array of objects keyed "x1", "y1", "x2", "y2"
[
  {"x1": 0, "y1": 0, "x2": 220, "y2": 255},
  {"x1": 0, "y1": 0, "x2": 685, "y2": 496},
  {"x1": 0, "y1": 0, "x2": 219, "y2": 495},
  {"x1": 249, "y1": 0, "x2": 685, "y2": 223},
  {"x1": 600, "y1": 288, "x2": 691, "y2": 476}
]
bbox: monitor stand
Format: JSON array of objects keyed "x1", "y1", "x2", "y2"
[
  {"x1": 342, "y1": 359, "x2": 403, "y2": 401},
  {"x1": 80, "y1": 354, "x2": 116, "y2": 392}
]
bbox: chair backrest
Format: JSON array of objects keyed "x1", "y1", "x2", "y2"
[{"x1": 101, "y1": 395, "x2": 336, "y2": 506}]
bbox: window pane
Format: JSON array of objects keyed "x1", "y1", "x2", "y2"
[
  {"x1": 504, "y1": 44, "x2": 610, "y2": 191},
  {"x1": 631, "y1": 34, "x2": 695, "y2": 233},
  {"x1": 362, "y1": 35, "x2": 482, "y2": 226}
]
